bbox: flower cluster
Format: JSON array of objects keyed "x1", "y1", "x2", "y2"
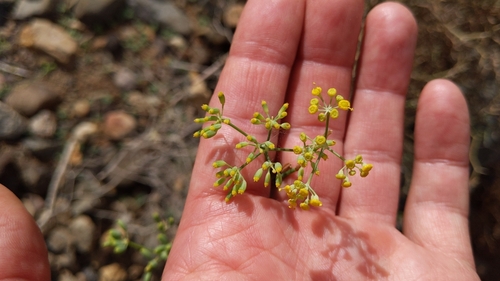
[
  {"x1": 193, "y1": 85, "x2": 372, "y2": 210},
  {"x1": 308, "y1": 86, "x2": 353, "y2": 122},
  {"x1": 335, "y1": 155, "x2": 373, "y2": 187}
]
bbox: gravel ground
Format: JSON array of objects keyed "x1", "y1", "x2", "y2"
[{"x1": 0, "y1": 0, "x2": 499, "y2": 280}]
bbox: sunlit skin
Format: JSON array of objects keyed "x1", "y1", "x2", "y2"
[
  {"x1": 0, "y1": 1, "x2": 479, "y2": 281},
  {"x1": 162, "y1": 0, "x2": 480, "y2": 280}
]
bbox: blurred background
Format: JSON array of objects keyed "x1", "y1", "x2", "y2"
[{"x1": 0, "y1": 0, "x2": 498, "y2": 280}]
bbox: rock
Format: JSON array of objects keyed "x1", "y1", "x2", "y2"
[
  {"x1": 103, "y1": 111, "x2": 137, "y2": 140},
  {"x1": 57, "y1": 269, "x2": 78, "y2": 281},
  {"x1": 223, "y1": 3, "x2": 245, "y2": 28},
  {"x1": 22, "y1": 137, "x2": 61, "y2": 162},
  {"x1": 21, "y1": 193, "x2": 45, "y2": 217},
  {"x1": 5, "y1": 81, "x2": 60, "y2": 117},
  {"x1": 47, "y1": 226, "x2": 73, "y2": 253},
  {"x1": 98, "y1": 263, "x2": 127, "y2": 281},
  {"x1": 69, "y1": 215, "x2": 95, "y2": 253},
  {"x1": 15, "y1": 155, "x2": 49, "y2": 193},
  {"x1": 28, "y1": 110, "x2": 57, "y2": 138},
  {"x1": 0, "y1": 101, "x2": 27, "y2": 139},
  {"x1": 71, "y1": 99, "x2": 91, "y2": 118},
  {"x1": 0, "y1": 1, "x2": 15, "y2": 26},
  {"x1": 127, "y1": 91, "x2": 160, "y2": 115},
  {"x1": 131, "y1": 0, "x2": 191, "y2": 35},
  {"x1": 113, "y1": 67, "x2": 137, "y2": 91},
  {"x1": 12, "y1": 0, "x2": 56, "y2": 20},
  {"x1": 73, "y1": 0, "x2": 125, "y2": 24},
  {"x1": 19, "y1": 19, "x2": 78, "y2": 64}
]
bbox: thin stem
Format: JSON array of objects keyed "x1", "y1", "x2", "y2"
[
  {"x1": 324, "y1": 112, "x2": 331, "y2": 136},
  {"x1": 227, "y1": 121, "x2": 249, "y2": 138}
]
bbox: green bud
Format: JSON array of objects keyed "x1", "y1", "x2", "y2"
[
  {"x1": 152, "y1": 213, "x2": 160, "y2": 222},
  {"x1": 160, "y1": 250, "x2": 168, "y2": 260},
  {"x1": 110, "y1": 229, "x2": 123, "y2": 239},
  {"x1": 202, "y1": 129, "x2": 217, "y2": 139},
  {"x1": 209, "y1": 123, "x2": 222, "y2": 131},
  {"x1": 253, "y1": 168, "x2": 263, "y2": 182},
  {"x1": 213, "y1": 177, "x2": 226, "y2": 187},
  {"x1": 145, "y1": 259, "x2": 158, "y2": 271},
  {"x1": 280, "y1": 122, "x2": 291, "y2": 130},
  {"x1": 140, "y1": 247, "x2": 153, "y2": 258},
  {"x1": 223, "y1": 178, "x2": 234, "y2": 191},
  {"x1": 212, "y1": 160, "x2": 228, "y2": 168},
  {"x1": 237, "y1": 180, "x2": 247, "y2": 194},
  {"x1": 143, "y1": 272, "x2": 153, "y2": 281},
  {"x1": 274, "y1": 162, "x2": 283, "y2": 173},
  {"x1": 261, "y1": 100, "x2": 269, "y2": 115},
  {"x1": 117, "y1": 220, "x2": 127, "y2": 231},
  {"x1": 114, "y1": 240, "x2": 128, "y2": 253},
  {"x1": 157, "y1": 233, "x2": 168, "y2": 244},
  {"x1": 235, "y1": 142, "x2": 249, "y2": 149},
  {"x1": 264, "y1": 170, "x2": 271, "y2": 187},
  {"x1": 218, "y1": 91, "x2": 225, "y2": 106},
  {"x1": 277, "y1": 103, "x2": 289, "y2": 118},
  {"x1": 208, "y1": 108, "x2": 220, "y2": 114},
  {"x1": 275, "y1": 172, "x2": 283, "y2": 187}
]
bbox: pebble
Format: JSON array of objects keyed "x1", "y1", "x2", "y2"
[
  {"x1": 73, "y1": 0, "x2": 125, "y2": 23},
  {"x1": 103, "y1": 111, "x2": 137, "y2": 140},
  {"x1": 98, "y1": 263, "x2": 127, "y2": 281},
  {"x1": 5, "y1": 81, "x2": 60, "y2": 117},
  {"x1": 132, "y1": 0, "x2": 191, "y2": 35},
  {"x1": 16, "y1": 155, "x2": 49, "y2": 192},
  {"x1": 19, "y1": 18, "x2": 78, "y2": 64},
  {"x1": 71, "y1": 99, "x2": 91, "y2": 118},
  {"x1": 127, "y1": 91, "x2": 160, "y2": 115},
  {"x1": 0, "y1": 101, "x2": 27, "y2": 139},
  {"x1": 22, "y1": 137, "x2": 61, "y2": 161},
  {"x1": 12, "y1": 0, "x2": 55, "y2": 20},
  {"x1": 47, "y1": 226, "x2": 73, "y2": 253},
  {"x1": 223, "y1": 3, "x2": 245, "y2": 28},
  {"x1": 69, "y1": 215, "x2": 95, "y2": 253},
  {"x1": 113, "y1": 67, "x2": 137, "y2": 91},
  {"x1": 28, "y1": 110, "x2": 57, "y2": 138}
]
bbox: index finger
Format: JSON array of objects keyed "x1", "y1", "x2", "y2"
[{"x1": 188, "y1": 0, "x2": 305, "y2": 202}]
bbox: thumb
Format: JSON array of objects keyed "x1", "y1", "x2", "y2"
[{"x1": 0, "y1": 184, "x2": 50, "y2": 280}]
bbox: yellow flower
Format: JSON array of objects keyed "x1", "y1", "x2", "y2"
[
  {"x1": 345, "y1": 159, "x2": 355, "y2": 169},
  {"x1": 300, "y1": 202, "x2": 310, "y2": 210},
  {"x1": 299, "y1": 188, "x2": 309, "y2": 197},
  {"x1": 315, "y1": 135, "x2": 326, "y2": 145},
  {"x1": 318, "y1": 113, "x2": 326, "y2": 122},
  {"x1": 355, "y1": 155, "x2": 363, "y2": 163},
  {"x1": 310, "y1": 98, "x2": 319, "y2": 105},
  {"x1": 327, "y1": 88, "x2": 337, "y2": 97},
  {"x1": 310, "y1": 197, "x2": 322, "y2": 207},
  {"x1": 299, "y1": 132, "x2": 307, "y2": 142},
  {"x1": 312, "y1": 86, "x2": 322, "y2": 96},
  {"x1": 304, "y1": 152, "x2": 313, "y2": 161},
  {"x1": 308, "y1": 104, "x2": 318, "y2": 114},
  {"x1": 338, "y1": 99, "x2": 352, "y2": 111},
  {"x1": 293, "y1": 145, "x2": 303, "y2": 154},
  {"x1": 330, "y1": 108, "x2": 339, "y2": 119},
  {"x1": 342, "y1": 181, "x2": 352, "y2": 188}
]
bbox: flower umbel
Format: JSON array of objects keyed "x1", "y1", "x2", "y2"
[{"x1": 195, "y1": 86, "x2": 372, "y2": 209}]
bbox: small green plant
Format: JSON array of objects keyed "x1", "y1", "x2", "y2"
[
  {"x1": 103, "y1": 214, "x2": 174, "y2": 281},
  {"x1": 194, "y1": 85, "x2": 373, "y2": 210}
]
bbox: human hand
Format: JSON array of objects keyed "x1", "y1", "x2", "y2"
[
  {"x1": 0, "y1": 184, "x2": 50, "y2": 280},
  {"x1": 162, "y1": 0, "x2": 479, "y2": 280}
]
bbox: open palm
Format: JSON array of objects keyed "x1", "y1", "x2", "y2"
[{"x1": 163, "y1": 0, "x2": 479, "y2": 280}]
